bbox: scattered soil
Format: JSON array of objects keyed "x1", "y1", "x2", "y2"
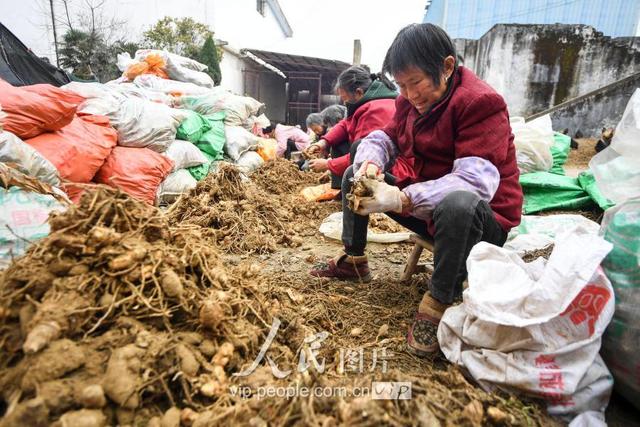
[
  {"x1": 566, "y1": 138, "x2": 597, "y2": 170},
  {"x1": 370, "y1": 214, "x2": 407, "y2": 234}
]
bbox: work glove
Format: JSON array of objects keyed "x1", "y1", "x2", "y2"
[
  {"x1": 354, "y1": 160, "x2": 383, "y2": 181},
  {"x1": 353, "y1": 179, "x2": 403, "y2": 215}
]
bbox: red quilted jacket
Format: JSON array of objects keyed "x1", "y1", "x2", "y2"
[{"x1": 384, "y1": 66, "x2": 523, "y2": 232}]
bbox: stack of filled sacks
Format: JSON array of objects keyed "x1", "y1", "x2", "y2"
[
  {"x1": 175, "y1": 89, "x2": 275, "y2": 174},
  {"x1": 0, "y1": 48, "x2": 278, "y2": 207},
  {"x1": 0, "y1": 79, "x2": 119, "y2": 202},
  {"x1": 51, "y1": 81, "x2": 174, "y2": 204},
  {"x1": 0, "y1": 86, "x2": 73, "y2": 267},
  {"x1": 117, "y1": 49, "x2": 215, "y2": 88},
  {"x1": 115, "y1": 51, "x2": 228, "y2": 201},
  {"x1": 115, "y1": 50, "x2": 275, "y2": 177}
]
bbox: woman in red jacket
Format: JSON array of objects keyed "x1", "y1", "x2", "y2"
[
  {"x1": 306, "y1": 66, "x2": 397, "y2": 190},
  {"x1": 311, "y1": 24, "x2": 523, "y2": 356}
]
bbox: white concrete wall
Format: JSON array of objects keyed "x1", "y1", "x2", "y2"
[{"x1": 219, "y1": 47, "x2": 245, "y2": 94}]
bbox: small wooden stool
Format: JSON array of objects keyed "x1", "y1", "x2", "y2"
[{"x1": 401, "y1": 233, "x2": 435, "y2": 281}]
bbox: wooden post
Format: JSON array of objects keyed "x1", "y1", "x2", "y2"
[{"x1": 401, "y1": 234, "x2": 435, "y2": 282}]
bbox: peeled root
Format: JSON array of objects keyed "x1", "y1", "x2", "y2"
[{"x1": 23, "y1": 321, "x2": 61, "y2": 354}]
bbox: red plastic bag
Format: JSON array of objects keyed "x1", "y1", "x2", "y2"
[
  {"x1": 94, "y1": 146, "x2": 174, "y2": 205},
  {"x1": 26, "y1": 114, "x2": 117, "y2": 183},
  {"x1": 0, "y1": 79, "x2": 84, "y2": 139}
]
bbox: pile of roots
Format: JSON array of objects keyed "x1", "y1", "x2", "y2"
[
  {"x1": 0, "y1": 186, "x2": 280, "y2": 426},
  {"x1": 0, "y1": 167, "x2": 559, "y2": 426},
  {"x1": 168, "y1": 163, "x2": 338, "y2": 254},
  {"x1": 250, "y1": 159, "x2": 322, "y2": 195}
]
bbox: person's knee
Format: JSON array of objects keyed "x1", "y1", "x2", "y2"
[
  {"x1": 349, "y1": 140, "x2": 362, "y2": 163},
  {"x1": 342, "y1": 165, "x2": 355, "y2": 192},
  {"x1": 433, "y1": 191, "x2": 480, "y2": 224}
]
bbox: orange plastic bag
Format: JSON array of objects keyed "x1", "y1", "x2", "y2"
[
  {"x1": 26, "y1": 114, "x2": 117, "y2": 183},
  {"x1": 94, "y1": 146, "x2": 174, "y2": 205},
  {"x1": 257, "y1": 138, "x2": 278, "y2": 161},
  {"x1": 124, "y1": 53, "x2": 169, "y2": 80},
  {"x1": 0, "y1": 79, "x2": 84, "y2": 139},
  {"x1": 300, "y1": 183, "x2": 340, "y2": 202},
  {"x1": 125, "y1": 62, "x2": 150, "y2": 80},
  {"x1": 145, "y1": 53, "x2": 165, "y2": 69}
]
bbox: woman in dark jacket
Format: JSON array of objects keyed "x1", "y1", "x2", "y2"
[{"x1": 311, "y1": 24, "x2": 523, "y2": 356}]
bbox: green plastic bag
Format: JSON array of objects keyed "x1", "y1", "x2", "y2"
[
  {"x1": 549, "y1": 132, "x2": 571, "y2": 175},
  {"x1": 577, "y1": 171, "x2": 615, "y2": 211},
  {"x1": 519, "y1": 172, "x2": 593, "y2": 214},
  {"x1": 187, "y1": 151, "x2": 216, "y2": 181},
  {"x1": 600, "y1": 198, "x2": 640, "y2": 408},
  {"x1": 176, "y1": 111, "x2": 212, "y2": 143},
  {"x1": 195, "y1": 111, "x2": 226, "y2": 159}
]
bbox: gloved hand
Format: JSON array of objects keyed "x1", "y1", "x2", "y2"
[
  {"x1": 353, "y1": 179, "x2": 404, "y2": 215},
  {"x1": 354, "y1": 160, "x2": 383, "y2": 181}
]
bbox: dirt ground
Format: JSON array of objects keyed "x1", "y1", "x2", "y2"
[{"x1": 565, "y1": 138, "x2": 597, "y2": 172}]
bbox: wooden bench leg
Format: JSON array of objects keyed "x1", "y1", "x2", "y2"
[{"x1": 401, "y1": 244, "x2": 424, "y2": 281}]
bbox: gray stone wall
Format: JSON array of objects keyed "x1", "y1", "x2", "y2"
[
  {"x1": 455, "y1": 24, "x2": 640, "y2": 135},
  {"x1": 546, "y1": 73, "x2": 640, "y2": 137}
]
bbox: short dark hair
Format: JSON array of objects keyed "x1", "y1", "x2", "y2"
[{"x1": 383, "y1": 23, "x2": 457, "y2": 84}]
